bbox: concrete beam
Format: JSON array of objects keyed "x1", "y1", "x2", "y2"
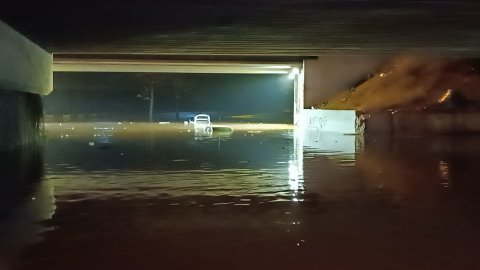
[
  {"x1": 53, "y1": 58, "x2": 302, "y2": 74},
  {"x1": 0, "y1": 21, "x2": 53, "y2": 95}
]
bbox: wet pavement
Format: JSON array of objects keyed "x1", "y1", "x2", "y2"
[{"x1": 1, "y1": 123, "x2": 480, "y2": 269}]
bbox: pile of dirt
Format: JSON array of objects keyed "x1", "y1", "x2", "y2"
[{"x1": 319, "y1": 56, "x2": 480, "y2": 112}]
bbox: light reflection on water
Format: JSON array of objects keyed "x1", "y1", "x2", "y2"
[
  {"x1": 43, "y1": 123, "x2": 303, "y2": 201},
  {"x1": 2, "y1": 123, "x2": 480, "y2": 270}
]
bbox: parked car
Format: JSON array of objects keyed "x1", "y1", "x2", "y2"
[{"x1": 193, "y1": 114, "x2": 212, "y2": 132}]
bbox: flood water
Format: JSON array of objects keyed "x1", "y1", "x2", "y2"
[{"x1": 1, "y1": 123, "x2": 480, "y2": 270}]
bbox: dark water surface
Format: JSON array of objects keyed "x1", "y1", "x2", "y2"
[{"x1": 1, "y1": 123, "x2": 480, "y2": 270}]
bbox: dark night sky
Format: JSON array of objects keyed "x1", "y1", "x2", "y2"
[{"x1": 44, "y1": 72, "x2": 294, "y2": 123}]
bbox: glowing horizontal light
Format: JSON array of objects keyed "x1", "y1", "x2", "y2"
[
  {"x1": 260, "y1": 65, "x2": 292, "y2": 69},
  {"x1": 53, "y1": 59, "x2": 300, "y2": 74}
]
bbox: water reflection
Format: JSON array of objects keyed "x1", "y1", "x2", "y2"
[
  {"x1": 0, "y1": 145, "x2": 44, "y2": 216},
  {"x1": 355, "y1": 136, "x2": 480, "y2": 205},
  {"x1": 288, "y1": 127, "x2": 304, "y2": 201},
  {"x1": 439, "y1": 160, "x2": 450, "y2": 188},
  {"x1": 0, "y1": 145, "x2": 55, "y2": 268},
  {"x1": 2, "y1": 123, "x2": 480, "y2": 269}
]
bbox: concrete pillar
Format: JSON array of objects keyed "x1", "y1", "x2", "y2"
[
  {"x1": 293, "y1": 65, "x2": 305, "y2": 126},
  {"x1": 0, "y1": 21, "x2": 53, "y2": 151}
]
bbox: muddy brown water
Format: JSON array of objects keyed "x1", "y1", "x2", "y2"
[{"x1": 1, "y1": 123, "x2": 480, "y2": 270}]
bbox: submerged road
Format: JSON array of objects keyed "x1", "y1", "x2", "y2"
[{"x1": 1, "y1": 123, "x2": 480, "y2": 269}]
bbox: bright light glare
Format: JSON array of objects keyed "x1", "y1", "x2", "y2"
[
  {"x1": 288, "y1": 68, "x2": 300, "y2": 80},
  {"x1": 288, "y1": 160, "x2": 299, "y2": 191}
]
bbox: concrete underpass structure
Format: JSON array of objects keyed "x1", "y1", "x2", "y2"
[
  {"x1": 0, "y1": 21, "x2": 346, "y2": 152},
  {"x1": 0, "y1": 28, "x2": 353, "y2": 150},
  {"x1": 52, "y1": 55, "x2": 306, "y2": 125},
  {"x1": 1, "y1": 19, "x2": 309, "y2": 151},
  {"x1": 3, "y1": 0, "x2": 480, "y2": 149},
  {"x1": 0, "y1": 18, "x2": 460, "y2": 152}
]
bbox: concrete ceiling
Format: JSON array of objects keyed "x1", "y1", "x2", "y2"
[{"x1": 2, "y1": 0, "x2": 480, "y2": 58}]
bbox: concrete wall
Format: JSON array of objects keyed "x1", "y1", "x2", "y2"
[
  {"x1": 0, "y1": 21, "x2": 50, "y2": 150},
  {"x1": 0, "y1": 90, "x2": 43, "y2": 151},
  {"x1": 302, "y1": 109, "x2": 357, "y2": 134},
  {"x1": 0, "y1": 21, "x2": 53, "y2": 95},
  {"x1": 304, "y1": 56, "x2": 384, "y2": 108},
  {"x1": 362, "y1": 111, "x2": 480, "y2": 135},
  {"x1": 302, "y1": 109, "x2": 480, "y2": 135}
]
